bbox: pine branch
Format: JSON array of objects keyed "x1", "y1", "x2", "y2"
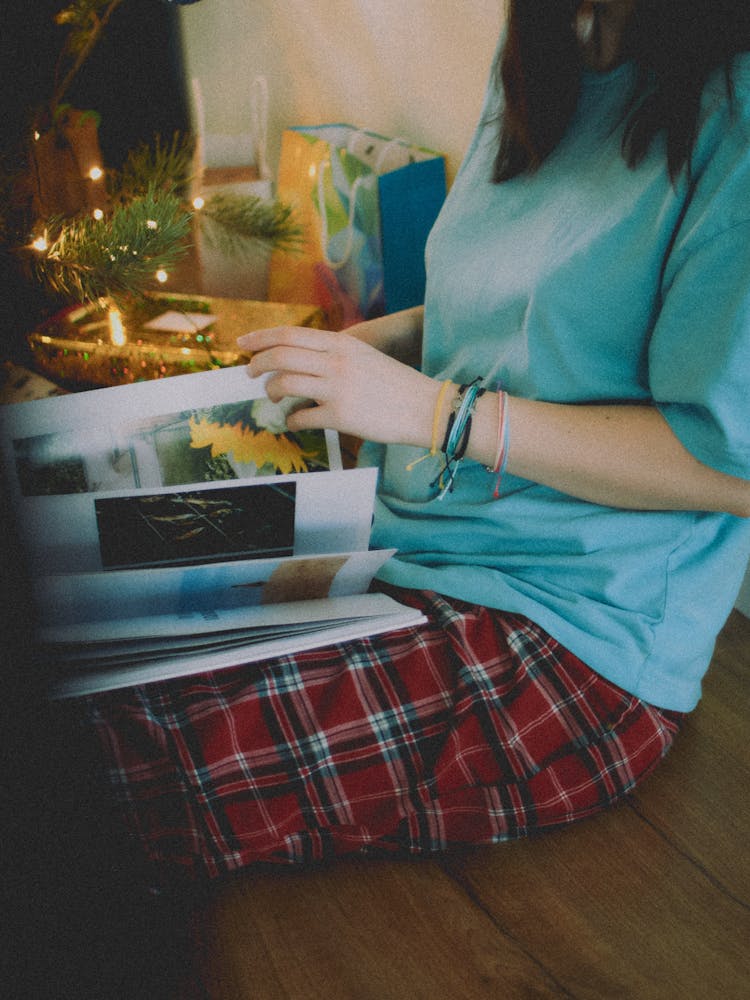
[
  {"x1": 110, "y1": 132, "x2": 196, "y2": 204},
  {"x1": 200, "y1": 191, "x2": 303, "y2": 255},
  {"x1": 32, "y1": 185, "x2": 191, "y2": 305},
  {"x1": 50, "y1": 0, "x2": 126, "y2": 118}
]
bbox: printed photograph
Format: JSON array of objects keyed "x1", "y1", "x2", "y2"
[
  {"x1": 94, "y1": 483, "x2": 297, "y2": 569},
  {"x1": 12, "y1": 395, "x2": 331, "y2": 497}
]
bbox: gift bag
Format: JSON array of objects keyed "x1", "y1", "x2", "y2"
[
  {"x1": 26, "y1": 108, "x2": 107, "y2": 222},
  {"x1": 190, "y1": 75, "x2": 275, "y2": 299},
  {"x1": 268, "y1": 126, "x2": 446, "y2": 328}
]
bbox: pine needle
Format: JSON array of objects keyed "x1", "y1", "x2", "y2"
[
  {"x1": 200, "y1": 191, "x2": 303, "y2": 256},
  {"x1": 111, "y1": 132, "x2": 195, "y2": 204},
  {"x1": 33, "y1": 185, "x2": 191, "y2": 305}
]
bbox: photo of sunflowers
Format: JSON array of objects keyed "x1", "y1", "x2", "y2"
[
  {"x1": 187, "y1": 397, "x2": 331, "y2": 480},
  {"x1": 11, "y1": 394, "x2": 331, "y2": 497}
]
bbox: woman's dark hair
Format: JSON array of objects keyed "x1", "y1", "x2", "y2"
[{"x1": 494, "y1": 0, "x2": 750, "y2": 183}]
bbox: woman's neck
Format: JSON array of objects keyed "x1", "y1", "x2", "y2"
[{"x1": 576, "y1": 1, "x2": 636, "y2": 72}]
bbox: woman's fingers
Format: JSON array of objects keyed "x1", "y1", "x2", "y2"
[
  {"x1": 263, "y1": 371, "x2": 327, "y2": 405},
  {"x1": 248, "y1": 345, "x2": 330, "y2": 380},
  {"x1": 238, "y1": 325, "x2": 335, "y2": 354},
  {"x1": 284, "y1": 400, "x2": 329, "y2": 432}
]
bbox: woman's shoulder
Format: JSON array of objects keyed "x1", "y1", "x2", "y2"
[
  {"x1": 694, "y1": 54, "x2": 750, "y2": 169},
  {"x1": 701, "y1": 51, "x2": 750, "y2": 118},
  {"x1": 680, "y1": 54, "x2": 750, "y2": 242},
  {"x1": 729, "y1": 50, "x2": 750, "y2": 95}
]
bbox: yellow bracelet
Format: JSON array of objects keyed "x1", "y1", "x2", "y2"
[{"x1": 406, "y1": 379, "x2": 453, "y2": 471}]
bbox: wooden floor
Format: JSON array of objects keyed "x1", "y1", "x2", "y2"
[{"x1": 172, "y1": 610, "x2": 750, "y2": 1000}]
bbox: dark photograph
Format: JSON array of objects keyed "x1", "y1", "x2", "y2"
[{"x1": 95, "y1": 483, "x2": 296, "y2": 569}]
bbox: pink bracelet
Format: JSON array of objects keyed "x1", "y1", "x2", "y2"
[{"x1": 490, "y1": 390, "x2": 510, "y2": 498}]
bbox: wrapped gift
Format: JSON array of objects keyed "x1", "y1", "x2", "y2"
[
  {"x1": 0, "y1": 362, "x2": 68, "y2": 405},
  {"x1": 27, "y1": 293, "x2": 324, "y2": 389}
]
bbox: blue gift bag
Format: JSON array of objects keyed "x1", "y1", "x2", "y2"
[{"x1": 269, "y1": 126, "x2": 447, "y2": 327}]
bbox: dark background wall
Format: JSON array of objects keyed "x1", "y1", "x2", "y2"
[{"x1": 1, "y1": 4, "x2": 194, "y2": 996}]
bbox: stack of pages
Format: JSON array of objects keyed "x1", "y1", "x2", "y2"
[{"x1": 0, "y1": 366, "x2": 424, "y2": 697}]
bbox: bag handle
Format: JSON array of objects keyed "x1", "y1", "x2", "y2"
[
  {"x1": 190, "y1": 76, "x2": 207, "y2": 198},
  {"x1": 317, "y1": 161, "x2": 366, "y2": 270},
  {"x1": 251, "y1": 75, "x2": 271, "y2": 182},
  {"x1": 345, "y1": 131, "x2": 416, "y2": 174},
  {"x1": 374, "y1": 137, "x2": 415, "y2": 173}
]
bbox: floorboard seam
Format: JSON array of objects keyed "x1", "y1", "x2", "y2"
[
  {"x1": 438, "y1": 859, "x2": 579, "y2": 999},
  {"x1": 626, "y1": 799, "x2": 750, "y2": 912}
]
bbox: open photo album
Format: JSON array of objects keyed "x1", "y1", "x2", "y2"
[{"x1": 0, "y1": 366, "x2": 425, "y2": 698}]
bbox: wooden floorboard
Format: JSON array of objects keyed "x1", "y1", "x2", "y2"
[
  {"x1": 441, "y1": 810, "x2": 750, "y2": 999},
  {"x1": 626, "y1": 611, "x2": 750, "y2": 903},
  {"x1": 189, "y1": 859, "x2": 566, "y2": 999},
  {"x1": 181, "y1": 611, "x2": 750, "y2": 1000}
]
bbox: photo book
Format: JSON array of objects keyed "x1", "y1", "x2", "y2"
[{"x1": 0, "y1": 365, "x2": 425, "y2": 698}]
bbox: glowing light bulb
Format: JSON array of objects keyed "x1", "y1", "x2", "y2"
[
  {"x1": 88, "y1": 166, "x2": 104, "y2": 181},
  {"x1": 155, "y1": 269, "x2": 168, "y2": 284},
  {"x1": 32, "y1": 234, "x2": 48, "y2": 252},
  {"x1": 308, "y1": 164, "x2": 317, "y2": 179},
  {"x1": 146, "y1": 219, "x2": 158, "y2": 230},
  {"x1": 192, "y1": 196, "x2": 205, "y2": 210},
  {"x1": 93, "y1": 208, "x2": 104, "y2": 221},
  {"x1": 108, "y1": 307, "x2": 126, "y2": 347},
  {"x1": 33, "y1": 130, "x2": 41, "y2": 142}
]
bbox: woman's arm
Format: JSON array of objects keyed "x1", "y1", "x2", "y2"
[
  {"x1": 344, "y1": 306, "x2": 424, "y2": 366},
  {"x1": 242, "y1": 326, "x2": 750, "y2": 518},
  {"x1": 469, "y1": 392, "x2": 750, "y2": 517}
]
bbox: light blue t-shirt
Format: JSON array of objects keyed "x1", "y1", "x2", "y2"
[{"x1": 362, "y1": 55, "x2": 750, "y2": 712}]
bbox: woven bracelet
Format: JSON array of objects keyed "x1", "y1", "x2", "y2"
[{"x1": 433, "y1": 378, "x2": 485, "y2": 497}]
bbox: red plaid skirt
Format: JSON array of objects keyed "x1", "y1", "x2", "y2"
[{"x1": 74, "y1": 587, "x2": 682, "y2": 879}]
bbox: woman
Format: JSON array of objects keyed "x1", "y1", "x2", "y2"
[{"x1": 82, "y1": 0, "x2": 750, "y2": 877}]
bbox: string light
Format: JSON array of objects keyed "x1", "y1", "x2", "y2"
[
  {"x1": 108, "y1": 307, "x2": 126, "y2": 346},
  {"x1": 32, "y1": 233, "x2": 49, "y2": 252},
  {"x1": 192, "y1": 196, "x2": 205, "y2": 210},
  {"x1": 93, "y1": 208, "x2": 104, "y2": 220},
  {"x1": 88, "y1": 166, "x2": 104, "y2": 181},
  {"x1": 155, "y1": 269, "x2": 168, "y2": 284}
]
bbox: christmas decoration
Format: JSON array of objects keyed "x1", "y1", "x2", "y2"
[
  {"x1": 8, "y1": 0, "x2": 300, "y2": 313},
  {"x1": 27, "y1": 293, "x2": 324, "y2": 388}
]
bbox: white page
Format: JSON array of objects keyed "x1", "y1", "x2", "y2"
[
  {"x1": 14, "y1": 465, "x2": 376, "y2": 576},
  {"x1": 1, "y1": 366, "x2": 353, "y2": 574},
  {"x1": 0, "y1": 367, "x2": 341, "y2": 502},
  {"x1": 1, "y1": 365, "x2": 410, "y2": 698},
  {"x1": 43, "y1": 591, "x2": 404, "y2": 645},
  {"x1": 50, "y1": 594, "x2": 427, "y2": 699},
  {"x1": 1, "y1": 366, "x2": 340, "y2": 465},
  {"x1": 36, "y1": 548, "x2": 396, "y2": 637}
]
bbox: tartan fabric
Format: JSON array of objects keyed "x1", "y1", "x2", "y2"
[{"x1": 75, "y1": 587, "x2": 682, "y2": 879}]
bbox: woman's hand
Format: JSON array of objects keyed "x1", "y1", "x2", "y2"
[{"x1": 239, "y1": 325, "x2": 439, "y2": 446}]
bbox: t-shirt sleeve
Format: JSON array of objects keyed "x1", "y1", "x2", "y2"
[
  {"x1": 648, "y1": 85, "x2": 750, "y2": 481},
  {"x1": 650, "y1": 221, "x2": 750, "y2": 480}
]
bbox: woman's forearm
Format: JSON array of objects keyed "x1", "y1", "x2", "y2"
[
  {"x1": 241, "y1": 325, "x2": 750, "y2": 517},
  {"x1": 466, "y1": 391, "x2": 750, "y2": 517}
]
